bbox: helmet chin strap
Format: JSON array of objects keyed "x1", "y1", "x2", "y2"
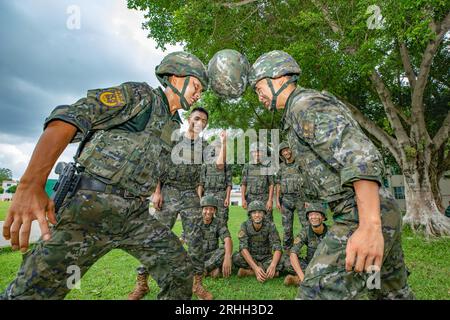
[
  {"x1": 163, "y1": 76, "x2": 192, "y2": 111},
  {"x1": 266, "y1": 75, "x2": 299, "y2": 112}
]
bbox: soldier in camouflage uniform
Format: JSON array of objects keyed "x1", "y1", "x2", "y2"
[
  {"x1": 283, "y1": 203, "x2": 328, "y2": 286},
  {"x1": 200, "y1": 195, "x2": 233, "y2": 279},
  {"x1": 241, "y1": 143, "x2": 275, "y2": 221},
  {"x1": 1, "y1": 51, "x2": 208, "y2": 300},
  {"x1": 129, "y1": 107, "x2": 216, "y2": 300},
  {"x1": 248, "y1": 50, "x2": 414, "y2": 299},
  {"x1": 232, "y1": 201, "x2": 287, "y2": 283},
  {"x1": 275, "y1": 141, "x2": 308, "y2": 252}
]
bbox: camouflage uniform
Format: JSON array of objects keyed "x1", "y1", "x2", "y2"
[
  {"x1": 276, "y1": 157, "x2": 308, "y2": 250},
  {"x1": 1, "y1": 82, "x2": 193, "y2": 300},
  {"x1": 136, "y1": 134, "x2": 210, "y2": 277},
  {"x1": 201, "y1": 163, "x2": 233, "y2": 226},
  {"x1": 285, "y1": 223, "x2": 328, "y2": 273},
  {"x1": 282, "y1": 87, "x2": 414, "y2": 299},
  {"x1": 249, "y1": 51, "x2": 414, "y2": 299},
  {"x1": 241, "y1": 163, "x2": 275, "y2": 221},
  {"x1": 232, "y1": 219, "x2": 287, "y2": 272},
  {"x1": 202, "y1": 216, "x2": 232, "y2": 273}
]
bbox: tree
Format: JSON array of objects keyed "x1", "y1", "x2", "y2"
[
  {"x1": 0, "y1": 168, "x2": 12, "y2": 183},
  {"x1": 0, "y1": 187, "x2": 4, "y2": 194},
  {"x1": 128, "y1": 0, "x2": 450, "y2": 236},
  {"x1": 6, "y1": 185, "x2": 17, "y2": 194}
]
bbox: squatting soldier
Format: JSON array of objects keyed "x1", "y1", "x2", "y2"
[
  {"x1": 1, "y1": 51, "x2": 208, "y2": 300},
  {"x1": 129, "y1": 107, "x2": 219, "y2": 300},
  {"x1": 275, "y1": 141, "x2": 308, "y2": 251},
  {"x1": 232, "y1": 200, "x2": 287, "y2": 283},
  {"x1": 284, "y1": 203, "x2": 328, "y2": 286},
  {"x1": 241, "y1": 143, "x2": 275, "y2": 221},
  {"x1": 200, "y1": 195, "x2": 233, "y2": 279},
  {"x1": 249, "y1": 50, "x2": 414, "y2": 299}
]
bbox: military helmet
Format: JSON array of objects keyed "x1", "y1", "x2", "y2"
[
  {"x1": 305, "y1": 202, "x2": 327, "y2": 221},
  {"x1": 208, "y1": 49, "x2": 250, "y2": 99},
  {"x1": 248, "y1": 200, "x2": 266, "y2": 214},
  {"x1": 156, "y1": 51, "x2": 208, "y2": 90},
  {"x1": 249, "y1": 50, "x2": 301, "y2": 88},
  {"x1": 278, "y1": 141, "x2": 290, "y2": 156},
  {"x1": 200, "y1": 195, "x2": 218, "y2": 209}
]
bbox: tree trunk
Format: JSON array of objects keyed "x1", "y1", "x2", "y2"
[{"x1": 402, "y1": 168, "x2": 450, "y2": 236}]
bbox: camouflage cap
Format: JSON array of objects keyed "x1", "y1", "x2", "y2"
[
  {"x1": 200, "y1": 195, "x2": 218, "y2": 209},
  {"x1": 248, "y1": 200, "x2": 266, "y2": 214},
  {"x1": 305, "y1": 202, "x2": 327, "y2": 221},
  {"x1": 156, "y1": 51, "x2": 208, "y2": 90},
  {"x1": 249, "y1": 50, "x2": 301, "y2": 88},
  {"x1": 208, "y1": 49, "x2": 250, "y2": 99}
]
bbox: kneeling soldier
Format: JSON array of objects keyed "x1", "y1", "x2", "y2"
[
  {"x1": 200, "y1": 195, "x2": 233, "y2": 279},
  {"x1": 284, "y1": 203, "x2": 328, "y2": 286},
  {"x1": 232, "y1": 200, "x2": 286, "y2": 283}
]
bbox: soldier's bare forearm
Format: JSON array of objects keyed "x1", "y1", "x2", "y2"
[
  {"x1": 224, "y1": 237, "x2": 233, "y2": 258},
  {"x1": 290, "y1": 252, "x2": 304, "y2": 277},
  {"x1": 268, "y1": 184, "x2": 274, "y2": 201},
  {"x1": 20, "y1": 120, "x2": 77, "y2": 187},
  {"x1": 271, "y1": 250, "x2": 281, "y2": 266},
  {"x1": 353, "y1": 180, "x2": 381, "y2": 229},
  {"x1": 275, "y1": 184, "x2": 280, "y2": 202},
  {"x1": 226, "y1": 186, "x2": 232, "y2": 201},
  {"x1": 241, "y1": 249, "x2": 258, "y2": 270},
  {"x1": 241, "y1": 185, "x2": 246, "y2": 202}
]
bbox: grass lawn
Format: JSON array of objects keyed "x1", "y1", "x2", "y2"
[
  {"x1": 0, "y1": 201, "x2": 10, "y2": 221},
  {"x1": 0, "y1": 206, "x2": 449, "y2": 300}
]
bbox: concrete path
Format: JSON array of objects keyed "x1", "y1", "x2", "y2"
[{"x1": 0, "y1": 221, "x2": 41, "y2": 248}]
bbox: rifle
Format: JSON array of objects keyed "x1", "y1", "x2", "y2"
[{"x1": 51, "y1": 162, "x2": 81, "y2": 213}]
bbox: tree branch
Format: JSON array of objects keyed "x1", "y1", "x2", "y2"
[
  {"x1": 399, "y1": 41, "x2": 417, "y2": 89},
  {"x1": 341, "y1": 98, "x2": 402, "y2": 165},
  {"x1": 222, "y1": 0, "x2": 259, "y2": 8},
  {"x1": 310, "y1": 0, "x2": 343, "y2": 35},
  {"x1": 370, "y1": 71, "x2": 411, "y2": 147},
  {"x1": 433, "y1": 110, "x2": 450, "y2": 150}
]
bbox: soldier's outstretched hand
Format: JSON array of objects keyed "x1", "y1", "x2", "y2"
[{"x1": 3, "y1": 183, "x2": 57, "y2": 252}]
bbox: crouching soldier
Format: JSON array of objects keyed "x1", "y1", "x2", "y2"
[
  {"x1": 200, "y1": 195, "x2": 233, "y2": 279},
  {"x1": 284, "y1": 203, "x2": 328, "y2": 286},
  {"x1": 232, "y1": 200, "x2": 287, "y2": 283}
]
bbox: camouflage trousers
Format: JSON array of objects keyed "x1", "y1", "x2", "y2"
[
  {"x1": 246, "y1": 194, "x2": 273, "y2": 222},
  {"x1": 137, "y1": 185, "x2": 204, "y2": 276},
  {"x1": 1, "y1": 190, "x2": 193, "y2": 300},
  {"x1": 283, "y1": 253, "x2": 309, "y2": 274},
  {"x1": 280, "y1": 194, "x2": 308, "y2": 251},
  {"x1": 232, "y1": 252, "x2": 287, "y2": 273},
  {"x1": 204, "y1": 248, "x2": 225, "y2": 272},
  {"x1": 204, "y1": 190, "x2": 229, "y2": 227},
  {"x1": 297, "y1": 189, "x2": 415, "y2": 300}
]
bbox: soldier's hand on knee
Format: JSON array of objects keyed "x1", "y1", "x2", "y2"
[
  {"x1": 152, "y1": 192, "x2": 163, "y2": 210},
  {"x1": 266, "y1": 200, "x2": 273, "y2": 211},
  {"x1": 345, "y1": 225, "x2": 384, "y2": 273},
  {"x1": 276, "y1": 201, "x2": 281, "y2": 211},
  {"x1": 222, "y1": 257, "x2": 232, "y2": 278},
  {"x1": 242, "y1": 200, "x2": 247, "y2": 209},
  {"x1": 266, "y1": 264, "x2": 277, "y2": 279},
  {"x1": 3, "y1": 184, "x2": 57, "y2": 252}
]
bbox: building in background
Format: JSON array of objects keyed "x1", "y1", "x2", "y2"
[{"x1": 0, "y1": 180, "x2": 17, "y2": 201}]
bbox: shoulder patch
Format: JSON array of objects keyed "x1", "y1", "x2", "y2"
[
  {"x1": 302, "y1": 121, "x2": 315, "y2": 139},
  {"x1": 97, "y1": 88, "x2": 126, "y2": 108},
  {"x1": 294, "y1": 237, "x2": 301, "y2": 245},
  {"x1": 238, "y1": 230, "x2": 246, "y2": 238}
]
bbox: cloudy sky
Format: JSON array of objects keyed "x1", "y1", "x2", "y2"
[{"x1": 0, "y1": 0, "x2": 183, "y2": 179}]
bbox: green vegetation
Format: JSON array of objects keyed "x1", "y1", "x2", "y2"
[{"x1": 1, "y1": 206, "x2": 449, "y2": 299}]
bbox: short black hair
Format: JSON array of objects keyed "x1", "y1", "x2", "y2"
[{"x1": 190, "y1": 107, "x2": 209, "y2": 120}]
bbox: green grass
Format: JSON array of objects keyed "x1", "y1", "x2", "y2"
[
  {"x1": 1, "y1": 206, "x2": 449, "y2": 300},
  {"x1": 0, "y1": 201, "x2": 10, "y2": 221}
]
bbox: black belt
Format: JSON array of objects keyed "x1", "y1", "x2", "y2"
[{"x1": 77, "y1": 175, "x2": 142, "y2": 199}]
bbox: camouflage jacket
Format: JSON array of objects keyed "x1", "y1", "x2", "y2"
[
  {"x1": 201, "y1": 163, "x2": 233, "y2": 192},
  {"x1": 275, "y1": 159, "x2": 304, "y2": 196},
  {"x1": 241, "y1": 162, "x2": 274, "y2": 196},
  {"x1": 202, "y1": 218, "x2": 231, "y2": 254},
  {"x1": 281, "y1": 87, "x2": 385, "y2": 210},
  {"x1": 238, "y1": 219, "x2": 282, "y2": 257},
  {"x1": 291, "y1": 224, "x2": 328, "y2": 263},
  {"x1": 44, "y1": 82, "x2": 181, "y2": 197},
  {"x1": 163, "y1": 134, "x2": 210, "y2": 191}
]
